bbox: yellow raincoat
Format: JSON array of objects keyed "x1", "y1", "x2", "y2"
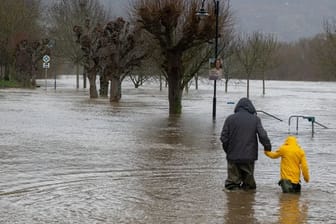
[{"x1": 264, "y1": 136, "x2": 310, "y2": 184}]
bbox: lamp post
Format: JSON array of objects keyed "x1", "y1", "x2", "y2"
[{"x1": 197, "y1": 0, "x2": 219, "y2": 120}]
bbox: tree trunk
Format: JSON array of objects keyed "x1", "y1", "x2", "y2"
[
  {"x1": 195, "y1": 73, "x2": 198, "y2": 90},
  {"x1": 184, "y1": 83, "x2": 189, "y2": 94},
  {"x1": 247, "y1": 74, "x2": 250, "y2": 99},
  {"x1": 76, "y1": 63, "x2": 80, "y2": 89},
  {"x1": 110, "y1": 75, "x2": 121, "y2": 102},
  {"x1": 262, "y1": 72, "x2": 265, "y2": 96},
  {"x1": 31, "y1": 69, "x2": 36, "y2": 87},
  {"x1": 4, "y1": 64, "x2": 10, "y2": 81},
  {"x1": 83, "y1": 70, "x2": 87, "y2": 89},
  {"x1": 168, "y1": 75, "x2": 183, "y2": 114},
  {"x1": 99, "y1": 74, "x2": 109, "y2": 97},
  {"x1": 159, "y1": 73, "x2": 163, "y2": 91},
  {"x1": 225, "y1": 78, "x2": 229, "y2": 93},
  {"x1": 167, "y1": 52, "x2": 183, "y2": 114},
  {"x1": 87, "y1": 68, "x2": 98, "y2": 98},
  {"x1": 0, "y1": 65, "x2": 3, "y2": 79},
  {"x1": 21, "y1": 71, "x2": 32, "y2": 88}
]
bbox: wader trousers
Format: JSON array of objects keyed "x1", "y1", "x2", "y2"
[
  {"x1": 225, "y1": 161, "x2": 256, "y2": 190},
  {"x1": 278, "y1": 179, "x2": 301, "y2": 193}
]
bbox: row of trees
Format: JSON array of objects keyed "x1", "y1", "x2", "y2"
[
  {"x1": 1, "y1": 0, "x2": 336, "y2": 114},
  {"x1": 0, "y1": 0, "x2": 41, "y2": 83}
]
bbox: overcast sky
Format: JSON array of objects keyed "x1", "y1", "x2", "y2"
[{"x1": 99, "y1": 0, "x2": 336, "y2": 42}]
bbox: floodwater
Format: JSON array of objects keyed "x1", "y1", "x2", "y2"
[{"x1": 0, "y1": 76, "x2": 335, "y2": 224}]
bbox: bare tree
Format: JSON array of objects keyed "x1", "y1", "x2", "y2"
[
  {"x1": 74, "y1": 17, "x2": 150, "y2": 100},
  {"x1": 0, "y1": 0, "x2": 41, "y2": 82},
  {"x1": 234, "y1": 32, "x2": 260, "y2": 98},
  {"x1": 235, "y1": 31, "x2": 278, "y2": 98},
  {"x1": 256, "y1": 33, "x2": 279, "y2": 95},
  {"x1": 315, "y1": 19, "x2": 336, "y2": 78},
  {"x1": 73, "y1": 21, "x2": 101, "y2": 98},
  {"x1": 98, "y1": 18, "x2": 150, "y2": 101},
  {"x1": 221, "y1": 35, "x2": 236, "y2": 93},
  {"x1": 132, "y1": 0, "x2": 232, "y2": 114},
  {"x1": 14, "y1": 38, "x2": 51, "y2": 87},
  {"x1": 48, "y1": 0, "x2": 107, "y2": 90}
]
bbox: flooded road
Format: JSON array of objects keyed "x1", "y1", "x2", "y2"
[{"x1": 0, "y1": 77, "x2": 335, "y2": 223}]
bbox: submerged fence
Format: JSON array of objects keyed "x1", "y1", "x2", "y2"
[{"x1": 256, "y1": 110, "x2": 328, "y2": 138}]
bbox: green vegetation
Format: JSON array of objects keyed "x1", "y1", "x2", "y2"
[{"x1": 0, "y1": 80, "x2": 20, "y2": 88}]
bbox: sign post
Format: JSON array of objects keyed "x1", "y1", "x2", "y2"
[{"x1": 42, "y1": 55, "x2": 50, "y2": 90}]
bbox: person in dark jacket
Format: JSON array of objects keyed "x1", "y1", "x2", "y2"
[{"x1": 220, "y1": 97, "x2": 272, "y2": 191}]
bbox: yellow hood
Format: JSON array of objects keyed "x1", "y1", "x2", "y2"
[{"x1": 284, "y1": 136, "x2": 298, "y2": 146}]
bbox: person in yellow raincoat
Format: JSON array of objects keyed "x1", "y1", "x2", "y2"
[{"x1": 264, "y1": 136, "x2": 310, "y2": 193}]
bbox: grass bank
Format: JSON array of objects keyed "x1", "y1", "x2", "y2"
[{"x1": 0, "y1": 80, "x2": 21, "y2": 88}]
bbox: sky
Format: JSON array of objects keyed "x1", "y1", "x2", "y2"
[
  {"x1": 231, "y1": 0, "x2": 336, "y2": 42},
  {"x1": 100, "y1": 0, "x2": 336, "y2": 42}
]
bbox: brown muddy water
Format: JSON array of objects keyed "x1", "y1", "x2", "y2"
[{"x1": 0, "y1": 76, "x2": 335, "y2": 224}]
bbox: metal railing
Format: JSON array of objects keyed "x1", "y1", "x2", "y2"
[
  {"x1": 256, "y1": 110, "x2": 283, "y2": 122},
  {"x1": 288, "y1": 115, "x2": 328, "y2": 137}
]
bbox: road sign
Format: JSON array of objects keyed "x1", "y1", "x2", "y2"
[
  {"x1": 43, "y1": 62, "x2": 50, "y2": 69},
  {"x1": 43, "y1": 55, "x2": 50, "y2": 63}
]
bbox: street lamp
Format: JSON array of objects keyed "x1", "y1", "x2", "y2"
[{"x1": 196, "y1": 0, "x2": 219, "y2": 120}]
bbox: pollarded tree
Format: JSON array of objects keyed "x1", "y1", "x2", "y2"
[
  {"x1": 133, "y1": 0, "x2": 232, "y2": 114},
  {"x1": 74, "y1": 17, "x2": 150, "y2": 101},
  {"x1": 96, "y1": 18, "x2": 150, "y2": 102},
  {"x1": 48, "y1": 0, "x2": 107, "y2": 91},
  {"x1": 110, "y1": 19, "x2": 149, "y2": 102},
  {"x1": 73, "y1": 21, "x2": 103, "y2": 98}
]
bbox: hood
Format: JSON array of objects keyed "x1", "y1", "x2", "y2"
[
  {"x1": 234, "y1": 97, "x2": 256, "y2": 114},
  {"x1": 284, "y1": 136, "x2": 298, "y2": 145}
]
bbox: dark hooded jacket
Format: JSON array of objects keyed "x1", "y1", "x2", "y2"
[{"x1": 220, "y1": 97, "x2": 271, "y2": 163}]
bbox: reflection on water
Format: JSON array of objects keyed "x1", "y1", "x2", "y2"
[
  {"x1": 225, "y1": 191, "x2": 257, "y2": 224},
  {"x1": 278, "y1": 193, "x2": 308, "y2": 224},
  {"x1": 0, "y1": 77, "x2": 336, "y2": 223}
]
